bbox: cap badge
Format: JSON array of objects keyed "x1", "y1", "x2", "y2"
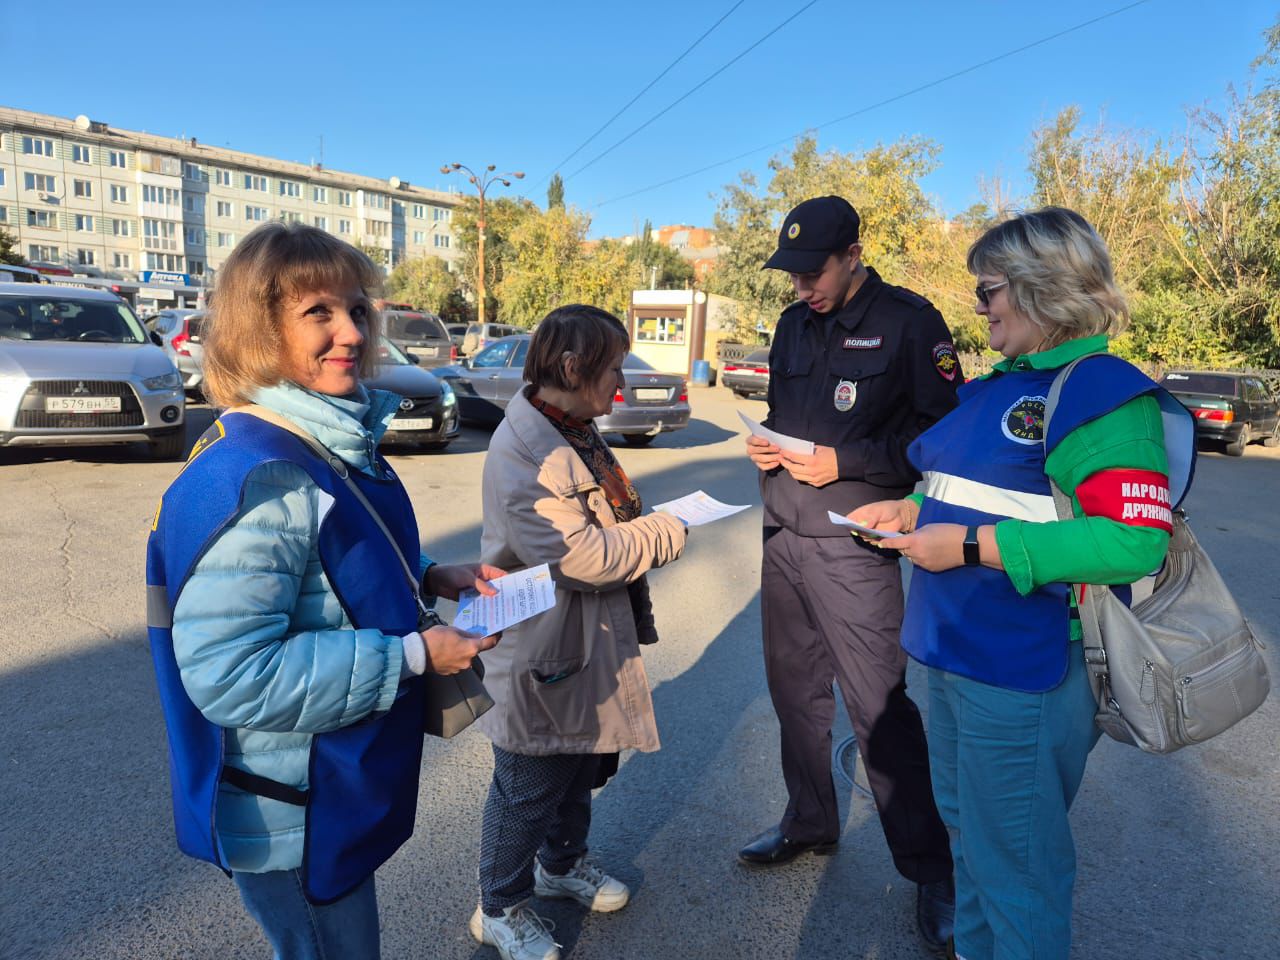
[{"x1": 787, "y1": 223, "x2": 801, "y2": 239}]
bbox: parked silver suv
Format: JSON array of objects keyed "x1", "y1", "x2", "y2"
[{"x1": 0, "y1": 283, "x2": 186, "y2": 459}]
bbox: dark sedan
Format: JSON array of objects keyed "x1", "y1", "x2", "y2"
[
  {"x1": 368, "y1": 337, "x2": 460, "y2": 451},
  {"x1": 1160, "y1": 370, "x2": 1280, "y2": 457},
  {"x1": 721, "y1": 347, "x2": 770, "y2": 398},
  {"x1": 434, "y1": 335, "x2": 690, "y2": 445}
]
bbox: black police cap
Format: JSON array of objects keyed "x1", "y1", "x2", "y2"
[{"x1": 763, "y1": 196, "x2": 861, "y2": 273}]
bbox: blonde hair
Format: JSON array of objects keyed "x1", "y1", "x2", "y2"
[
  {"x1": 967, "y1": 207, "x2": 1129, "y2": 349},
  {"x1": 202, "y1": 222, "x2": 384, "y2": 407}
]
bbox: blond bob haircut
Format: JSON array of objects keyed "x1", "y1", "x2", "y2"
[
  {"x1": 967, "y1": 207, "x2": 1129, "y2": 350},
  {"x1": 202, "y1": 222, "x2": 384, "y2": 407},
  {"x1": 523, "y1": 304, "x2": 630, "y2": 392}
]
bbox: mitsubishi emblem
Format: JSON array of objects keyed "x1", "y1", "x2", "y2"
[{"x1": 73, "y1": 381, "x2": 90, "y2": 395}]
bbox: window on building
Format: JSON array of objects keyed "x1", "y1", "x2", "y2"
[
  {"x1": 245, "y1": 205, "x2": 268, "y2": 222},
  {"x1": 77, "y1": 248, "x2": 95, "y2": 265},
  {"x1": 0, "y1": 170, "x2": 5, "y2": 187},
  {"x1": 142, "y1": 184, "x2": 180, "y2": 205},
  {"x1": 432, "y1": 207, "x2": 451, "y2": 222},
  {"x1": 184, "y1": 194, "x2": 205, "y2": 214},
  {"x1": 22, "y1": 136, "x2": 55, "y2": 157},
  {"x1": 143, "y1": 219, "x2": 178, "y2": 250},
  {"x1": 279, "y1": 211, "x2": 302, "y2": 224},
  {"x1": 279, "y1": 180, "x2": 300, "y2": 198},
  {"x1": 113, "y1": 252, "x2": 132, "y2": 269},
  {"x1": 216, "y1": 232, "x2": 236, "y2": 248},
  {"x1": 111, "y1": 218, "x2": 132, "y2": 237},
  {"x1": 312, "y1": 186, "x2": 328, "y2": 203},
  {"x1": 146, "y1": 252, "x2": 185, "y2": 272},
  {"x1": 189, "y1": 259, "x2": 205, "y2": 277},
  {"x1": 29, "y1": 244, "x2": 59, "y2": 261},
  {"x1": 186, "y1": 227, "x2": 204, "y2": 244},
  {"x1": 75, "y1": 214, "x2": 94, "y2": 232},
  {"x1": 0, "y1": 206, "x2": 7, "y2": 223},
  {"x1": 24, "y1": 173, "x2": 57, "y2": 192},
  {"x1": 412, "y1": 204, "x2": 425, "y2": 219},
  {"x1": 27, "y1": 209, "x2": 58, "y2": 228},
  {"x1": 338, "y1": 219, "x2": 352, "y2": 234},
  {"x1": 368, "y1": 220, "x2": 389, "y2": 237},
  {"x1": 633, "y1": 314, "x2": 687, "y2": 345},
  {"x1": 214, "y1": 168, "x2": 232, "y2": 186},
  {"x1": 72, "y1": 144, "x2": 91, "y2": 164},
  {"x1": 337, "y1": 191, "x2": 352, "y2": 207},
  {"x1": 109, "y1": 150, "x2": 128, "y2": 169},
  {"x1": 243, "y1": 174, "x2": 267, "y2": 192},
  {"x1": 433, "y1": 234, "x2": 451, "y2": 249},
  {"x1": 364, "y1": 193, "x2": 388, "y2": 210},
  {"x1": 110, "y1": 184, "x2": 130, "y2": 203},
  {"x1": 184, "y1": 162, "x2": 202, "y2": 181},
  {"x1": 73, "y1": 179, "x2": 93, "y2": 199},
  {"x1": 215, "y1": 200, "x2": 233, "y2": 217},
  {"x1": 314, "y1": 216, "x2": 328, "y2": 230},
  {"x1": 412, "y1": 231, "x2": 425, "y2": 244}
]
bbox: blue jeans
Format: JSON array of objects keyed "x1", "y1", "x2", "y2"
[
  {"x1": 234, "y1": 869, "x2": 379, "y2": 960},
  {"x1": 927, "y1": 649, "x2": 1101, "y2": 960}
]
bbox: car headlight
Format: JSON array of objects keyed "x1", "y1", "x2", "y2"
[
  {"x1": 143, "y1": 372, "x2": 182, "y2": 391},
  {"x1": 440, "y1": 380, "x2": 457, "y2": 407}
]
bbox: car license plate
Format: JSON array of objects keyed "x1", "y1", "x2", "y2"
[
  {"x1": 389, "y1": 417, "x2": 433, "y2": 430},
  {"x1": 45, "y1": 396, "x2": 121, "y2": 413},
  {"x1": 634, "y1": 388, "x2": 668, "y2": 401}
]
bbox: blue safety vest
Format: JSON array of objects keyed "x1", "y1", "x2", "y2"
[
  {"x1": 901, "y1": 353, "x2": 1195, "y2": 692},
  {"x1": 145, "y1": 412, "x2": 425, "y2": 904}
]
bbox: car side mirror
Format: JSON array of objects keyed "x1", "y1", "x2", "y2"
[
  {"x1": 149, "y1": 331, "x2": 163, "y2": 347},
  {"x1": 408, "y1": 352, "x2": 420, "y2": 365}
]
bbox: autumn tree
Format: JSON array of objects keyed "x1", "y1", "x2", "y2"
[
  {"x1": 385, "y1": 255, "x2": 459, "y2": 315},
  {"x1": 547, "y1": 173, "x2": 565, "y2": 210}
]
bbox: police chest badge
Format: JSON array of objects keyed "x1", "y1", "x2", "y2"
[
  {"x1": 1002, "y1": 395, "x2": 1046, "y2": 444},
  {"x1": 834, "y1": 379, "x2": 857, "y2": 412}
]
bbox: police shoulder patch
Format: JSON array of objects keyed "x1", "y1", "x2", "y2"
[
  {"x1": 1001, "y1": 395, "x2": 1047, "y2": 445},
  {"x1": 931, "y1": 341, "x2": 959, "y2": 381}
]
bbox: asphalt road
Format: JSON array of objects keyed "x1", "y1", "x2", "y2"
[{"x1": 1, "y1": 387, "x2": 1277, "y2": 960}]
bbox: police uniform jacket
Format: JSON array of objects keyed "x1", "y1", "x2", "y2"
[{"x1": 763, "y1": 267, "x2": 961, "y2": 537}]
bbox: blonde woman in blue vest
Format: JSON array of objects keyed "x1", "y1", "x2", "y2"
[
  {"x1": 147, "y1": 222, "x2": 502, "y2": 959},
  {"x1": 850, "y1": 208, "x2": 1195, "y2": 959}
]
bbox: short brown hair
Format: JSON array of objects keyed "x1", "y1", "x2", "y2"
[
  {"x1": 522, "y1": 304, "x2": 630, "y2": 392},
  {"x1": 967, "y1": 207, "x2": 1129, "y2": 349},
  {"x1": 202, "y1": 222, "x2": 384, "y2": 407}
]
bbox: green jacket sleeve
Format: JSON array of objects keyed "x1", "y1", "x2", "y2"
[{"x1": 996, "y1": 394, "x2": 1172, "y2": 596}]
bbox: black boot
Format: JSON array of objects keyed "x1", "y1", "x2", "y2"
[{"x1": 916, "y1": 876, "x2": 955, "y2": 955}]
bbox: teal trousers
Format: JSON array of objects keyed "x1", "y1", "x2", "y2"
[{"x1": 927, "y1": 650, "x2": 1101, "y2": 960}]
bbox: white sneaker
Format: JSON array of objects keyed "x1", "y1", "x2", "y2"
[
  {"x1": 469, "y1": 902, "x2": 561, "y2": 960},
  {"x1": 534, "y1": 856, "x2": 631, "y2": 912}
]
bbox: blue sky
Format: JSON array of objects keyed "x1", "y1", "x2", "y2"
[{"x1": 3, "y1": 0, "x2": 1275, "y2": 238}]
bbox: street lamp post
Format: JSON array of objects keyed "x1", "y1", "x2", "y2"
[{"x1": 440, "y1": 162, "x2": 523, "y2": 327}]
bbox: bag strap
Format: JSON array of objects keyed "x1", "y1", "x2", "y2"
[
  {"x1": 1041, "y1": 361, "x2": 1111, "y2": 688},
  {"x1": 230, "y1": 404, "x2": 428, "y2": 616}
]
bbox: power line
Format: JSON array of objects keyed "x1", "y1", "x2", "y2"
[
  {"x1": 592, "y1": 0, "x2": 1153, "y2": 208},
  {"x1": 565, "y1": 0, "x2": 821, "y2": 182},
  {"x1": 538, "y1": 0, "x2": 748, "y2": 186}
]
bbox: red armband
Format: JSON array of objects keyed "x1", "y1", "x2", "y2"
[{"x1": 1073, "y1": 468, "x2": 1173, "y2": 534}]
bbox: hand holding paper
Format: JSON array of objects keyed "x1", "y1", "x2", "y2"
[
  {"x1": 737, "y1": 410, "x2": 815, "y2": 456},
  {"x1": 453, "y1": 563, "x2": 557, "y2": 635},
  {"x1": 827, "y1": 510, "x2": 904, "y2": 539},
  {"x1": 653, "y1": 490, "x2": 751, "y2": 526}
]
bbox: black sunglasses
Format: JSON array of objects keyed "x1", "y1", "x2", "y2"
[{"x1": 975, "y1": 280, "x2": 1009, "y2": 306}]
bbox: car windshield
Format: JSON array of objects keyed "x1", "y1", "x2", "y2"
[
  {"x1": 623, "y1": 353, "x2": 656, "y2": 371},
  {"x1": 744, "y1": 348, "x2": 771, "y2": 363},
  {"x1": 376, "y1": 336, "x2": 413, "y2": 366},
  {"x1": 0, "y1": 295, "x2": 147, "y2": 343},
  {"x1": 1161, "y1": 372, "x2": 1239, "y2": 396},
  {"x1": 384, "y1": 312, "x2": 448, "y2": 341}
]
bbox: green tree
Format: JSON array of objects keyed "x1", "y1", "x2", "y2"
[
  {"x1": 497, "y1": 206, "x2": 592, "y2": 327},
  {"x1": 356, "y1": 241, "x2": 388, "y2": 268},
  {"x1": 451, "y1": 195, "x2": 540, "y2": 318},
  {"x1": 385, "y1": 255, "x2": 458, "y2": 314},
  {"x1": 0, "y1": 227, "x2": 24, "y2": 266},
  {"x1": 547, "y1": 173, "x2": 565, "y2": 210}
]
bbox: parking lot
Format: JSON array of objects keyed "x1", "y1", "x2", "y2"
[{"x1": 1, "y1": 385, "x2": 1278, "y2": 959}]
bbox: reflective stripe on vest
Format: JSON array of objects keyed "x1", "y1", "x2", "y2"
[{"x1": 920, "y1": 471, "x2": 1057, "y2": 524}]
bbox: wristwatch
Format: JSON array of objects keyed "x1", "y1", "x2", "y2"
[{"x1": 963, "y1": 525, "x2": 981, "y2": 566}]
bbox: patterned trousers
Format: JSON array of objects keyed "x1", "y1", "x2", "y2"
[{"x1": 478, "y1": 746, "x2": 601, "y2": 914}]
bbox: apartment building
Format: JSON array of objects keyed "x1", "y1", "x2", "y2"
[{"x1": 0, "y1": 106, "x2": 460, "y2": 285}]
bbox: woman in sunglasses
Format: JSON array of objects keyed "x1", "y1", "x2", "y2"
[{"x1": 849, "y1": 207, "x2": 1194, "y2": 959}]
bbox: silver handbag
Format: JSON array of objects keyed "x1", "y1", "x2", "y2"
[{"x1": 1044, "y1": 361, "x2": 1269, "y2": 754}]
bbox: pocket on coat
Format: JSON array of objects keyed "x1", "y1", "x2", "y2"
[{"x1": 524, "y1": 656, "x2": 589, "y2": 737}]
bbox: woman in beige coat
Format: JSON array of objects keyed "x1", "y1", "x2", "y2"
[{"x1": 468, "y1": 305, "x2": 687, "y2": 960}]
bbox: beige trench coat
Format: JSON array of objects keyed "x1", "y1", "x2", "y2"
[{"x1": 475, "y1": 386, "x2": 687, "y2": 755}]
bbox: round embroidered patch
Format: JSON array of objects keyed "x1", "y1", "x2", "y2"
[
  {"x1": 787, "y1": 222, "x2": 801, "y2": 239},
  {"x1": 834, "y1": 379, "x2": 857, "y2": 412},
  {"x1": 932, "y1": 341, "x2": 959, "y2": 381},
  {"x1": 1002, "y1": 395, "x2": 1047, "y2": 444}
]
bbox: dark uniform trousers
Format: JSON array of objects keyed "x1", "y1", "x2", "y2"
[{"x1": 762, "y1": 524, "x2": 952, "y2": 884}]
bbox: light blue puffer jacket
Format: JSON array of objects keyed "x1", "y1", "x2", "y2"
[{"x1": 171, "y1": 381, "x2": 430, "y2": 873}]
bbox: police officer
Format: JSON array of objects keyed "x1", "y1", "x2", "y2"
[{"x1": 739, "y1": 196, "x2": 959, "y2": 953}]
